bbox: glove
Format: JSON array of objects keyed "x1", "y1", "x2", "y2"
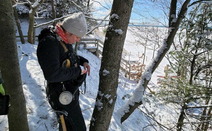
[{"x1": 0, "y1": 84, "x2": 5, "y2": 95}]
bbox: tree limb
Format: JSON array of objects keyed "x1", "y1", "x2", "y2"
[
  {"x1": 92, "y1": 0, "x2": 110, "y2": 10},
  {"x1": 86, "y1": 14, "x2": 110, "y2": 35},
  {"x1": 118, "y1": 0, "x2": 191, "y2": 123},
  {"x1": 189, "y1": 0, "x2": 211, "y2": 7},
  {"x1": 34, "y1": 15, "x2": 70, "y2": 28},
  {"x1": 186, "y1": 105, "x2": 212, "y2": 109},
  {"x1": 140, "y1": 107, "x2": 172, "y2": 130}
]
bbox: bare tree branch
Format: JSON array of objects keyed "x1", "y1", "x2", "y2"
[
  {"x1": 86, "y1": 14, "x2": 110, "y2": 35},
  {"x1": 91, "y1": 0, "x2": 110, "y2": 10},
  {"x1": 34, "y1": 14, "x2": 72, "y2": 28},
  {"x1": 189, "y1": 0, "x2": 212, "y2": 7},
  {"x1": 71, "y1": 1, "x2": 84, "y2": 11},
  {"x1": 186, "y1": 105, "x2": 212, "y2": 109},
  {"x1": 139, "y1": 107, "x2": 172, "y2": 131}
]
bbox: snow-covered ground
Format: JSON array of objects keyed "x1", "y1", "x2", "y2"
[{"x1": 0, "y1": 19, "x2": 178, "y2": 131}]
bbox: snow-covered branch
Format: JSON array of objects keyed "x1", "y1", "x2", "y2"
[
  {"x1": 117, "y1": 0, "x2": 192, "y2": 123},
  {"x1": 31, "y1": 0, "x2": 44, "y2": 10},
  {"x1": 186, "y1": 105, "x2": 212, "y2": 109}
]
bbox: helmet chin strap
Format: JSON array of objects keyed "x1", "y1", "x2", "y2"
[{"x1": 55, "y1": 24, "x2": 69, "y2": 44}]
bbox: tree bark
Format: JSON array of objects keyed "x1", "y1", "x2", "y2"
[
  {"x1": 0, "y1": 0, "x2": 29, "y2": 130},
  {"x1": 28, "y1": 9, "x2": 36, "y2": 44},
  {"x1": 89, "y1": 0, "x2": 134, "y2": 130},
  {"x1": 51, "y1": 0, "x2": 56, "y2": 19},
  {"x1": 169, "y1": 0, "x2": 177, "y2": 27},
  {"x1": 13, "y1": 7, "x2": 25, "y2": 44},
  {"x1": 197, "y1": 98, "x2": 212, "y2": 131},
  {"x1": 203, "y1": 105, "x2": 211, "y2": 131},
  {"x1": 27, "y1": 0, "x2": 44, "y2": 44},
  {"x1": 119, "y1": 0, "x2": 191, "y2": 123},
  {"x1": 176, "y1": 104, "x2": 187, "y2": 131}
]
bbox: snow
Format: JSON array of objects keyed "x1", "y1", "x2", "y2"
[
  {"x1": 103, "y1": 69, "x2": 110, "y2": 76},
  {"x1": 170, "y1": 14, "x2": 177, "y2": 24},
  {"x1": 114, "y1": 29, "x2": 123, "y2": 35},
  {"x1": 96, "y1": 99, "x2": 103, "y2": 111},
  {"x1": 0, "y1": 20, "x2": 179, "y2": 131},
  {"x1": 15, "y1": 4, "x2": 30, "y2": 15},
  {"x1": 32, "y1": 0, "x2": 42, "y2": 8},
  {"x1": 105, "y1": 94, "x2": 111, "y2": 99},
  {"x1": 110, "y1": 14, "x2": 119, "y2": 20}
]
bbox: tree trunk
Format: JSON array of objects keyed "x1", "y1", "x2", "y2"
[
  {"x1": 87, "y1": 0, "x2": 90, "y2": 11},
  {"x1": 89, "y1": 0, "x2": 134, "y2": 130},
  {"x1": 118, "y1": 0, "x2": 191, "y2": 123},
  {"x1": 197, "y1": 98, "x2": 212, "y2": 131},
  {"x1": 169, "y1": 0, "x2": 177, "y2": 27},
  {"x1": 0, "y1": 0, "x2": 29, "y2": 131},
  {"x1": 176, "y1": 104, "x2": 187, "y2": 131},
  {"x1": 13, "y1": 7, "x2": 25, "y2": 44},
  {"x1": 51, "y1": 0, "x2": 56, "y2": 19},
  {"x1": 28, "y1": 9, "x2": 36, "y2": 44},
  {"x1": 27, "y1": 0, "x2": 44, "y2": 44},
  {"x1": 56, "y1": 0, "x2": 65, "y2": 17},
  {"x1": 202, "y1": 105, "x2": 211, "y2": 131}
]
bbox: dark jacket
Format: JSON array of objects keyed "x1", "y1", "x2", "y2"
[{"x1": 37, "y1": 28, "x2": 88, "y2": 84}]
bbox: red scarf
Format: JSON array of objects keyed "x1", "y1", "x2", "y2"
[{"x1": 55, "y1": 24, "x2": 69, "y2": 44}]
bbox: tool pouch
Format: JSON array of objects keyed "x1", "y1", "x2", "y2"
[{"x1": 0, "y1": 94, "x2": 9, "y2": 115}]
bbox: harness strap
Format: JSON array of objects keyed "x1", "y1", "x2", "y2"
[
  {"x1": 82, "y1": 79, "x2": 87, "y2": 94},
  {"x1": 59, "y1": 41, "x2": 73, "y2": 68},
  {"x1": 59, "y1": 40, "x2": 87, "y2": 94},
  {"x1": 59, "y1": 41, "x2": 68, "y2": 53}
]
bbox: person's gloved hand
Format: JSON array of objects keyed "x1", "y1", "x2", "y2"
[
  {"x1": 0, "y1": 84, "x2": 5, "y2": 95},
  {"x1": 82, "y1": 62, "x2": 90, "y2": 76}
]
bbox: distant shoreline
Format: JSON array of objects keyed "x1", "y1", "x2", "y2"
[{"x1": 128, "y1": 24, "x2": 168, "y2": 28}]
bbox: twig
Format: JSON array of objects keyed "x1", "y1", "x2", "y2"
[
  {"x1": 34, "y1": 15, "x2": 72, "y2": 28},
  {"x1": 184, "y1": 109, "x2": 195, "y2": 130},
  {"x1": 189, "y1": 0, "x2": 211, "y2": 7},
  {"x1": 138, "y1": 107, "x2": 171, "y2": 131},
  {"x1": 186, "y1": 105, "x2": 212, "y2": 109},
  {"x1": 91, "y1": 0, "x2": 110, "y2": 10},
  {"x1": 71, "y1": 1, "x2": 83, "y2": 11},
  {"x1": 86, "y1": 14, "x2": 110, "y2": 35}
]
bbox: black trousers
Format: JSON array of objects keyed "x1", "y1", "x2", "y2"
[{"x1": 46, "y1": 82, "x2": 86, "y2": 131}]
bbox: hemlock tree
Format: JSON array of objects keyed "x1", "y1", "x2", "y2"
[
  {"x1": 0, "y1": 0, "x2": 29, "y2": 131},
  {"x1": 89, "y1": 0, "x2": 134, "y2": 130},
  {"x1": 117, "y1": 0, "x2": 192, "y2": 123},
  {"x1": 157, "y1": 3, "x2": 212, "y2": 131}
]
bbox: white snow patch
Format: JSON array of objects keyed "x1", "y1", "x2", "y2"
[
  {"x1": 103, "y1": 69, "x2": 110, "y2": 76},
  {"x1": 115, "y1": 29, "x2": 123, "y2": 35},
  {"x1": 104, "y1": 94, "x2": 111, "y2": 99},
  {"x1": 110, "y1": 14, "x2": 119, "y2": 20},
  {"x1": 109, "y1": 99, "x2": 113, "y2": 104},
  {"x1": 96, "y1": 99, "x2": 103, "y2": 111}
]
